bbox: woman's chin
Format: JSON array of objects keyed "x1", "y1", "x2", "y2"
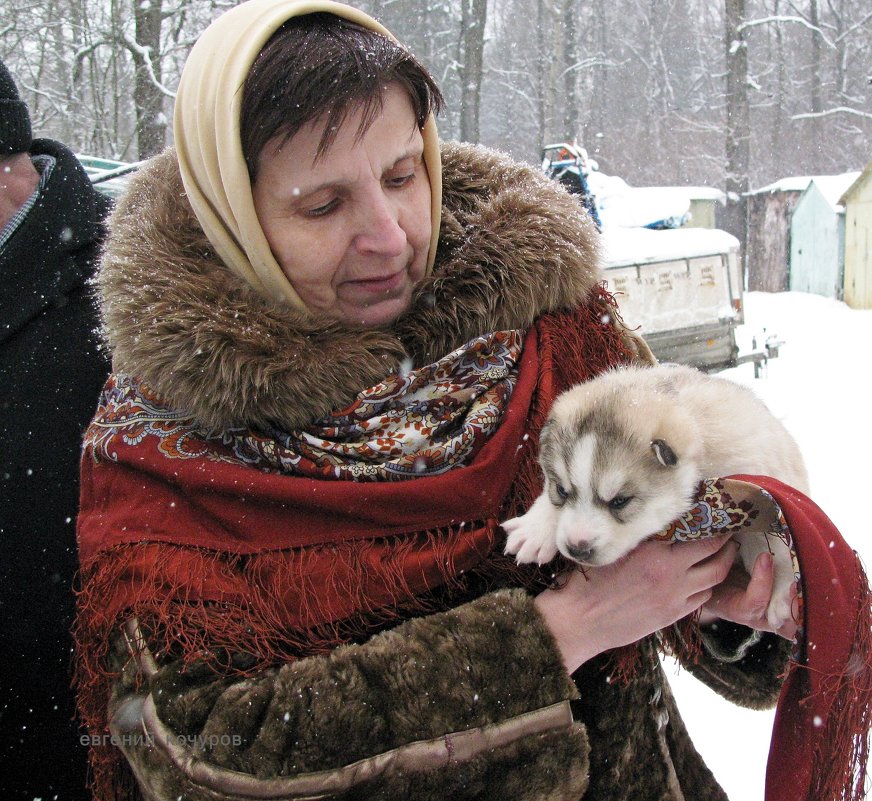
[{"x1": 338, "y1": 290, "x2": 414, "y2": 329}]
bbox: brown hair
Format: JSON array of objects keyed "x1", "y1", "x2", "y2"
[{"x1": 240, "y1": 13, "x2": 443, "y2": 180}]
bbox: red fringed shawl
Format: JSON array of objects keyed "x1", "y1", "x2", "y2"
[
  {"x1": 656, "y1": 475, "x2": 872, "y2": 801},
  {"x1": 749, "y1": 477, "x2": 872, "y2": 801},
  {"x1": 75, "y1": 303, "x2": 606, "y2": 645},
  {"x1": 75, "y1": 295, "x2": 634, "y2": 796},
  {"x1": 75, "y1": 291, "x2": 872, "y2": 801}
]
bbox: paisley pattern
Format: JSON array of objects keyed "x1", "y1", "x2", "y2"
[
  {"x1": 655, "y1": 478, "x2": 802, "y2": 625},
  {"x1": 84, "y1": 330, "x2": 524, "y2": 481},
  {"x1": 84, "y1": 377, "x2": 233, "y2": 464},
  {"x1": 657, "y1": 478, "x2": 760, "y2": 542}
]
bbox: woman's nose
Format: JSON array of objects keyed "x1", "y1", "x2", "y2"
[{"x1": 354, "y1": 193, "x2": 407, "y2": 256}]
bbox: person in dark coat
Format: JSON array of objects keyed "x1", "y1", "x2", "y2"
[{"x1": 0, "y1": 58, "x2": 111, "y2": 800}]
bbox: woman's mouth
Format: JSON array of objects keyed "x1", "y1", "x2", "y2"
[{"x1": 346, "y1": 269, "x2": 406, "y2": 295}]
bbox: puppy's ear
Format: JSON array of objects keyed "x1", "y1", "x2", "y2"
[
  {"x1": 651, "y1": 438, "x2": 678, "y2": 467},
  {"x1": 539, "y1": 419, "x2": 557, "y2": 467}
]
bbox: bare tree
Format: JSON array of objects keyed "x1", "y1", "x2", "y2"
[
  {"x1": 533, "y1": 0, "x2": 550, "y2": 147},
  {"x1": 2, "y1": 0, "x2": 870, "y2": 191},
  {"x1": 724, "y1": 0, "x2": 750, "y2": 250},
  {"x1": 458, "y1": 0, "x2": 487, "y2": 142},
  {"x1": 1, "y1": 0, "x2": 221, "y2": 159},
  {"x1": 130, "y1": 0, "x2": 169, "y2": 158},
  {"x1": 358, "y1": 0, "x2": 465, "y2": 140}
]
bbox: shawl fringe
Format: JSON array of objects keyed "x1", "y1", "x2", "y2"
[{"x1": 805, "y1": 552, "x2": 872, "y2": 801}]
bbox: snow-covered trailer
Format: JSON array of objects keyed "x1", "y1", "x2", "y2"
[{"x1": 600, "y1": 227, "x2": 745, "y2": 372}]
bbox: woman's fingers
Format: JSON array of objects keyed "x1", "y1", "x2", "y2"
[
  {"x1": 744, "y1": 552, "x2": 775, "y2": 615},
  {"x1": 780, "y1": 582, "x2": 801, "y2": 640},
  {"x1": 701, "y1": 550, "x2": 798, "y2": 639},
  {"x1": 535, "y1": 533, "x2": 783, "y2": 673},
  {"x1": 677, "y1": 532, "x2": 737, "y2": 565},
  {"x1": 687, "y1": 588, "x2": 715, "y2": 611},
  {"x1": 679, "y1": 535, "x2": 740, "y2": 593}
]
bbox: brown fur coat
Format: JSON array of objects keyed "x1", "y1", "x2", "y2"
[{"x1": 86, "y1": 141, "x2": 789, "y2": 801}]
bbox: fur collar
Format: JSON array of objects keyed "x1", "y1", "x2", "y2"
[{"x1": 98, "y1": 141, "x2": 602, "y2": 431}]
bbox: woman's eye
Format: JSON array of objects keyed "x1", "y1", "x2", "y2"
[
  {"x1": 608, "y1": 495, "x2": 632, "y2": 511},
  {"x1": 386, "y1": 172, "x2": 415, "y2": 188},
  {"x1": 305, "y1": 198, "x2": 339, "y2": 218}
]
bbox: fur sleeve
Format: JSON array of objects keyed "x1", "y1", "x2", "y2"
[
  {"x1": 107, "y1": 590, "x2": 590, "y2": 801},
  {"x1": 669, "y1": 621, "x2": 792, "y2": 709}
]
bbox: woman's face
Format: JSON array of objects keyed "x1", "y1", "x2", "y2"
[{"x1": 252, "y1": 83, "x2": 432, "y2": 328}]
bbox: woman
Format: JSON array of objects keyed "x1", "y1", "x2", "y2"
[{"x1": 74, "y1": 2, "x2": 870, "y2": 800}]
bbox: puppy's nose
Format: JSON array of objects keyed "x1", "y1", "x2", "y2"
[{"x1": 565, "y1": 540, "x2": 595, "y2": 564}]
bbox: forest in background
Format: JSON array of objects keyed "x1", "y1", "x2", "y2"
[{"x1": 2, "y1": 0, "x2": 870, "y2": 242}]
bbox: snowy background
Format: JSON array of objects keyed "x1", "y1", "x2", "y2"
[{"x1": 662, "y1": 290, "x2": 871, "y2": 800}]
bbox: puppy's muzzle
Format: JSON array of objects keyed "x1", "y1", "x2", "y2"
[{"x1": 564, "y1": 540, "x2": 595, "y2": 564}]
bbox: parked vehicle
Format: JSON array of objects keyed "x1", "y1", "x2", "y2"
[
  {"x1": 601, "y1": 226, "x2": 746, "y2": 371},
  {"x1": 76, "y1": 154, "x2": 140, "y2": 198},
  {"x1": 541, "y1": 142, "x2": 601, "y2": 228},
  {"x1": 543, "y1": 142, "x2": 776, "y2": 373}
]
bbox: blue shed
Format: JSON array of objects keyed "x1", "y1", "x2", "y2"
[{"x1": 789, "y1": 172, "x2": 860, "y2": 299}]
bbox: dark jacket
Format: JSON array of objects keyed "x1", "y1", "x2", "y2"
[
  {"x1": 79, "y1": 142, "x2": 790, "y2": 801},
  {"x1": 0, "y1": 138, "x2": 111, "y2": 799}
]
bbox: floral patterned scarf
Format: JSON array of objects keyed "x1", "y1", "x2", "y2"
[
  {"x1": 86, "y1": 330, "x2": 523, "y2": 482},
  {"x1": 233, "y1": 330, "x2": 524, "y2": 480}
]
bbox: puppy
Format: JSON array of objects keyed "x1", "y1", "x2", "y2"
[{"x1": 503, "y1": 363, "x2": 809, "y2": 630}]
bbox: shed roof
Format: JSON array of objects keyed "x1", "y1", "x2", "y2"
[
  {"x1": 747, "y1": 176, "x2": 819, "y2": 195},
  {"x1": 804, "y1": 172, "x2": 862, "y2": 211},
  {"x1": 838, "y1": 161, "x2": 872, "y2": 206}
]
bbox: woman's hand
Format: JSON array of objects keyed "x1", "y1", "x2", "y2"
[
  {"x1": 534, "y1": 535, "x2": 739, "y2": 673},
  {"x1": 699, "y1": 551, "x2": 800, "y2": 641}
]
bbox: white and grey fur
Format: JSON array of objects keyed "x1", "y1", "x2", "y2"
[{"x1": 503, "y1": 363, "x2": 810, "y2": 630}]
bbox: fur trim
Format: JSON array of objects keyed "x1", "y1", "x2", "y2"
[
  {"x1": 97, "y1": 141, "x2": 602, "y2": 431},
  {"x1": 394, "y1": 143, "x2": 602, "y2": 364}
]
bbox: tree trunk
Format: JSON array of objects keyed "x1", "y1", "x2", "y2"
[
  {"x1": 724, "y1": 0, "x2": 750, "y2": 261},
  {"x1": 810, "y1": 0, "x2": 822, "y2": 115},
  {"x1": 132, "y1": 0, "x2": 166, "y2": 159},
  {"x1": 770, "y1": 0, "x2": 785, "y2": 160},
  {"x1": 535, "y1": 0, "x2": 547, "y2": 147},
  {"x1": 808, "y1": 0, "x2": 823, "y2": 161},
  {"x1": 581, "y1": 0, "x2": 607, "y2": 156},
  {"x1": 459, "y1": 0, "x2": 487, "y2": 143},
  {"x1": 562, "y1": 0, "x2": 578, "y2": 139}
]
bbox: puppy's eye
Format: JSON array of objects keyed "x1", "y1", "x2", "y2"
[
  {"x1": 556, "y1": 483, "x2": 569, "y2": 500},
  {"x1": 608, "y1": 495, "x2": 632, "y2": 511}
]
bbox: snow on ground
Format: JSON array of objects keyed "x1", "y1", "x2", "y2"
[{"x1": 663, "y1": 290, "x2": 872, "y2": 800}]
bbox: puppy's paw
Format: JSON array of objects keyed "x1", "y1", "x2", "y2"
[
  {"x1": 766, "y1": 568, "x2": 798, "y2": 632},
  {"x1": 735, "y1": 531, "x2": 799, "y2": 633},
  {"x1": 503, "y1": 515, "x2": 559, "y2": 565},
  {"x1": 503, "y1": 494, "x2": 560, "y2": 565}
]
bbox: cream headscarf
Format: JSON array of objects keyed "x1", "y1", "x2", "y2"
[{"x1": 173, "y1": 0, "x2": 442, "y2": 309}]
